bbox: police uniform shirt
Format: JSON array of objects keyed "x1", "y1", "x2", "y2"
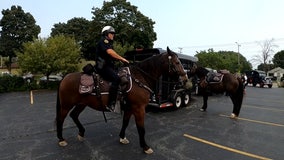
[{"x1": 96, "y1": 37, "x2": 114, "y2": 66}]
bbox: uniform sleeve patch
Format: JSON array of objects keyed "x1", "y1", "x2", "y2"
[{"x1": 104, "y1": 39, "x2": 109, "y2": 44}]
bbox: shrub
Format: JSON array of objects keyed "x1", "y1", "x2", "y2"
[{"x1": 0, "y1": 75, "x2": 27, "y2": 93}]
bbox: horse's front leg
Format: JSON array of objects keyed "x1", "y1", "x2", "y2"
[
  {"x1": 200, "y1": 92, "x2": 208, "y2": 112},
  {"x1": 69, "y1": 105, "x2": 86, "y2": 141},
  {"x1": 119, "y1": 110, "x2": 131, "y2": 144},
  {"x1": 133, "y1": 107, "x2": 153, "y2": 154}
]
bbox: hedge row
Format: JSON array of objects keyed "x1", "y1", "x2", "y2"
[{"x1": 0, "y1": 75, "x2": 60, "y2": 93}]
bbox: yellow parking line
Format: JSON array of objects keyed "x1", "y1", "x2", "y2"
[
  {"x1": 220, "y1": 114, "x2": 284, "y2": 127},
  {"x1": 244, "y1": 105, "x2": 284, "y2": 112},
  {"x1": 183, "y1": 133, "x2": 272, "y2": 160}
]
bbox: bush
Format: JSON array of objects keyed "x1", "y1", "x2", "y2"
[
  {"x1": 39, "y1": 80, "x2": 60, "y2": 90},
  {"x1": 0, "y1": 75, "x2": 27, "y2": 93},
  {"x1": 0, "y1": 74, "x2": 62, "y2": 93}
]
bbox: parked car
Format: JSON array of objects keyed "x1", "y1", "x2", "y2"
[
  {"x1": 0, "y1": 71, "x2": 12, "y2": 76},
  {"x1": 245, "y1": 70, "x2": 266, "y2": 87},
  {"x1": 40, "y1": 75, "x2": 62, "y2": 82},
  {"x1": 22, "y1": 73, "x2": 34, "y2": 82},
  {"x1": 260, "y1": 77, "x2": 272, "y2": 88}
]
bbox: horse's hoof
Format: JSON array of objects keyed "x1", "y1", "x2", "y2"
[
  {"x1": 230, "y1": 113, "x2": 238, "y2": 119},
  {"x1": 119, "y1": 137, "x2": 130, "y2": 144},
  {"x1": 58, "y1": 140, "x2": 68, "y2": 147},
  {"x1": 144, "y1": 148, "x2": 154, "y2": 154},
  {"x1": 199, "y1": 108, "x2": 205, "y2": 112},
  {"x1": 77, "y1": 134, "x2": 85, "y2": 142}
]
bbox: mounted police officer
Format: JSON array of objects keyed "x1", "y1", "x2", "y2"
[{"x1": 95, "y1": 26, "x2": 129, "y2": 112}]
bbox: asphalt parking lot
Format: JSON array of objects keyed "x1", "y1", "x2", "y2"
[{"x1": 0, "y1": 86, "x2": 283, "y2": 160}]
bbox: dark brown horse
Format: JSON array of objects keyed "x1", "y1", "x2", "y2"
[
  {"x1": 189, "y1": 65, "x2": 244, "y2": 118},
  {"x1": 56, "y1": 47, "x2": 188, "y2": 154}
]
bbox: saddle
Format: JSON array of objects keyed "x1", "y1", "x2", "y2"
[
  {"x1": 205, "y1": 70, "x2": 229, "y2": 84},
  {"x1": 79, "y1": 64, "x2": 132, "y2": 95}
]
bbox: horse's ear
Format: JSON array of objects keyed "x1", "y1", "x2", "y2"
[{"x1": 167, "y1": 46, "x2": 173, "y2": 56}]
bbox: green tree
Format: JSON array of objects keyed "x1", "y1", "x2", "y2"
[
  {"x1": 17, "y1": 35, "x2": 81, "y2": 80},
  {"x1": 257, "y1": 63, "x2": 274, "y2": 71},
  {"x1": 195, "y1": 49, "x2": 252, "y2": 73},
  {"x1": 0, "y1": 5, "x2": 40, "y2": 71},
  {"x1": 51, "y1": 17, "x2": 91, "y2": 43},
  {"x1": 92, "y1": 0, "x2": 156, "y2": 48},
  {"x1": 272, "y1": 50, "x2": 284, "y2": 68},
  {"x1": 82, "y1": 0, "x2": 156, "y2": 59}
]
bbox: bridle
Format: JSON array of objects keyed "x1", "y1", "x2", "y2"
[{"x1": 168, "y1": 54, "x2": 180, "y2": 74}]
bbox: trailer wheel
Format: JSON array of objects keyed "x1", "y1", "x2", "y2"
[
  {"x1": 183, "y1": 92, "x2": 190, "y2": 106},
  {"x1": 174, "y1": 93, "x2": 182, "y2": 108}
]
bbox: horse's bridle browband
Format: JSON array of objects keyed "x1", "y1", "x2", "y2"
[{"x1": 168, "y1": 55, "x2": 177, "y2": 73}]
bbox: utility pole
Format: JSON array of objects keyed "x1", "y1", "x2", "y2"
[
  {"x1": 178, "y1": 47, "x2": 183, "y2": 53},
  {"x1": 235, "y1": 42, "x2": 241, "y2": 65}
]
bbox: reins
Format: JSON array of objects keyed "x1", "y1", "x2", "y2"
[
  {"x1": 133, "y1": 65, "x2": 158, "y2": 81},
  {"x1": 130, "y1": 65, "x2": 155, "y2": 94}
]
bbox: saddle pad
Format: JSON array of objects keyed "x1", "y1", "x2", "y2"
[{"x1": 79, "y1": 74, "x2": 94, "y2": 94}]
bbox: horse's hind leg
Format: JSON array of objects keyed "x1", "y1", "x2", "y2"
[
  {"x1": 56, "y1": 108, "x2": 70, "y2": 146},
  {"x1": 200, "y1": 93, "x2": 208, "y2": 112},
  {"x1": 133, "y1": 108, "x2": 153, "y2": 154},
  {"x1": 70, "y1": 105, "x2": 86, "y2": 141},
  {"x1": 229, "y1": 94, "x2": 239, "y2": 118}
]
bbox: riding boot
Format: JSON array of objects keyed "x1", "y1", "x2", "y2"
[{"x1": 107, "y1": 86, "x2": 118, "y2": 112}]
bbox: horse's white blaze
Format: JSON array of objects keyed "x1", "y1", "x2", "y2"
[
  {"x1": 59, "y1": 140, "x2": 68, "y2": 147},
  {"x1": 119, "y1": 137, "x2": 130, "y2": 144}
]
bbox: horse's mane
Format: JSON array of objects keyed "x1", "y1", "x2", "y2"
[
  {"x1": 135, "y1": 53, "x2": 164, "y2": 72},
  {"x1": 196, "y1": 67, "x2": 209, "y2": 77}
]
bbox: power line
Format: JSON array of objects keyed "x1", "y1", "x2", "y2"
[{"x1": 176, "y1": 38, "x2": 284, "y2": 50}]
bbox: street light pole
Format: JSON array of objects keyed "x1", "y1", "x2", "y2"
[
  {"x1": 235, "y1": 42, "x2": 241, "y2": 65},
  {"x1": 235, "y1": 42, "x2": 241, "y2": 73}
]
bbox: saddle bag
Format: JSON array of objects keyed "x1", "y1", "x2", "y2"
[{"x1": 79, "y1": 74, "x2": 94, "y2": 94}]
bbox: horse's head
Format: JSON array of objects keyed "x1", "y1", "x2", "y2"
[
  {"x1": 188, "y1": 64, "x2": 210, "y2": 79},
  {"x1": 165, "y1": 47, "x2": 188, "y2": 82},
  {"x1": 188, "y1": 63, "x2": 198, "y2": 78}
]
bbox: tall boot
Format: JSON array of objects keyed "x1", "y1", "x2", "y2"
[{"x1": 107, "y1": 86, "x2": 118, "y2": 112}]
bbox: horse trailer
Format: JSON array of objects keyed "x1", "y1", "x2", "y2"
[{"x1": 124, "y1": 48, "x2": 198, "y2": 108}]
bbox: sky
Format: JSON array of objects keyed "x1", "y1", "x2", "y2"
[{"x1": 1, "y1": 0, "x2": 284, "y2": 68}]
